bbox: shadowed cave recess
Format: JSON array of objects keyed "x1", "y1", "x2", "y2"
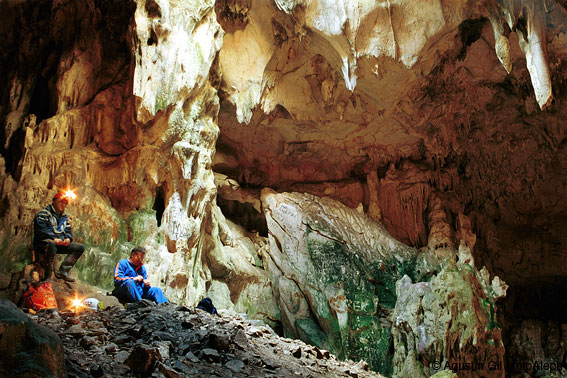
[{"x1": 1, "y1": 0, "x2": 567, "y2": 377}]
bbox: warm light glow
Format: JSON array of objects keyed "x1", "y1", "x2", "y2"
[
  {"x1": 64, "y1": 189, "x2": 77, "y2": 200},
  {"x1": 70, "y1": 295, "x2": 84, "y2": 312}
]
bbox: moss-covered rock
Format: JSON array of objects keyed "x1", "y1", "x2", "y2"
[
  {"x1": 71, "y1": 203, "x2": 135, "y2": 290},
  {"x1": 262, "y1": 190, "x2": 418, "y2": 374},
  {"x1": 262, "y1": 190, "x2": 506, "y2": 377},
  {"x1": 0, "y1": 230, "x2": 31, "y2": 274}
]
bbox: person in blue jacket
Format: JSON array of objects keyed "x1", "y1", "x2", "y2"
[
  {"x1": 33, "y1": 191, "x2": 84, "y2": 282},
  {"x1": 112, "y1": 246, "x2": 168, "y2": 304}
]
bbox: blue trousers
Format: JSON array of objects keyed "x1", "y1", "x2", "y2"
[{"x1": 113, "y1": 280, "x2": 168, "y2": 304}]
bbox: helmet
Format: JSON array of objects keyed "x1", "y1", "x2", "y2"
[
  {"x1": 53, "y1": 189, "x2": 77, "y2": 201},
  {"x1": 53, "y1": 191, "x2": 68, "y2": 201},
  {"x1": 81, "y1": 298, "x2": 101, "y2": 311}
]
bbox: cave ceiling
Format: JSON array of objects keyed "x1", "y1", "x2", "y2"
[{"x1": 212, "y1": 0, "x2": 567, "y2": 290}]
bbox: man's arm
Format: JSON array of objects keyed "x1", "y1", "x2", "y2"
[
  {"x1": 114, "y1": 260, "x2": 137, "y2": 283},
  {"x1": 63, "y1": 216, "x2": 73, "y2": 243}
]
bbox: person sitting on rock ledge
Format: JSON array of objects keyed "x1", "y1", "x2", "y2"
[
  {"x1": 33, "y1": 191, "x2": 85, "y2": 282},
  {"x1": 112, "y1": 246, "x2": 169, "y2": 304}
]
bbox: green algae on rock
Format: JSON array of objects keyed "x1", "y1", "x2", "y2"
[{"x1": 262, "y1": 189, "x2": 506, "y2": 376}]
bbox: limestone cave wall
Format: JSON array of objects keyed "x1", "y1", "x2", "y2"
[
  {"x1": 0, "y1": 0, "x2": 278, "y2": 327},
  {"x1": 1, "y1": 0, "x2": 567, "y2": 376},
  {"x1": 214, "y1": 2, "x2": 567, "y2": 371}
]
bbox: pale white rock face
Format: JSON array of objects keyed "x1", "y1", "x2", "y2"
[
  {"x1": 129, "y1": 0, "x2": 224, "y2": 306},
  {"x1": 261, "y1": 189, "x2": 414, "y2": 369},
  {"x1": 133, "y1": 0, "x2": 222, "y2": 120},
  {"x1": 221, "y1": 0, "x2": 470, "y2": 120},
  {"x1": 218, "y1": 1, "x2": 276, "y2": 123},
  {"x1": 219, "y1": 0, "x2": 560, "y2": 124}
]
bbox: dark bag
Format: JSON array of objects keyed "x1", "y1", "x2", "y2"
[
  {"x1": 23, "y1": 281, "x2": 58, "y2": 311},
  {"x1": 196, "y1": 297, "x2": 217, "y2": 315}
]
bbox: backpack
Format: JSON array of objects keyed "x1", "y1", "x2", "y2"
[
  {"x1": 22, "y1": 281, "x2": 58, "y2": 311},
  {"x1": 196, "y1": 297, "x2": 217, "y2": 315}
]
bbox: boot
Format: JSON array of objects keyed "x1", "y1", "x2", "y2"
[{"x1": 55, "y1": 254, "x2": 77, "y2": 282}]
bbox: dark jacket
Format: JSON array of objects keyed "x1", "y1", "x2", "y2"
[{"x1": 33, "y1": 204, "x2": 73, "y2": 248}]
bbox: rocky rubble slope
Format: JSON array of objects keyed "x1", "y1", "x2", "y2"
[{"x1": 33, "y1": 301, "x2": 383, "y2": 378}]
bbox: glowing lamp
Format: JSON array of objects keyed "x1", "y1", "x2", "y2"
[
  {"x1": 64, "y1": 189, "x2": 77, "y2": 200},
  {"x1": 71, "y1": 296, "x2": 84, "y2": 313}
]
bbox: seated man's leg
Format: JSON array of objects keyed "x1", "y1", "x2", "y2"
[
  {"x1": 113, "y1": 280, "x2": 143, "y2": 303},
  {"x1": 41, "y1": 240, "x2": 57, "y2": 281},
  {"x1": 56, "y1": 242, "x2": 85, "y2": 282},
  {"x1": 142, "y1": 286, "x2": 169, "y2": 304},
  {"x1": 65, "y1": 242, "x2": 85, "y2": 260}
]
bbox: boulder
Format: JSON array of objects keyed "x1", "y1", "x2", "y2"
[{"x1": 0, "y1": 299, "x2": 66, "y2": 378}]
